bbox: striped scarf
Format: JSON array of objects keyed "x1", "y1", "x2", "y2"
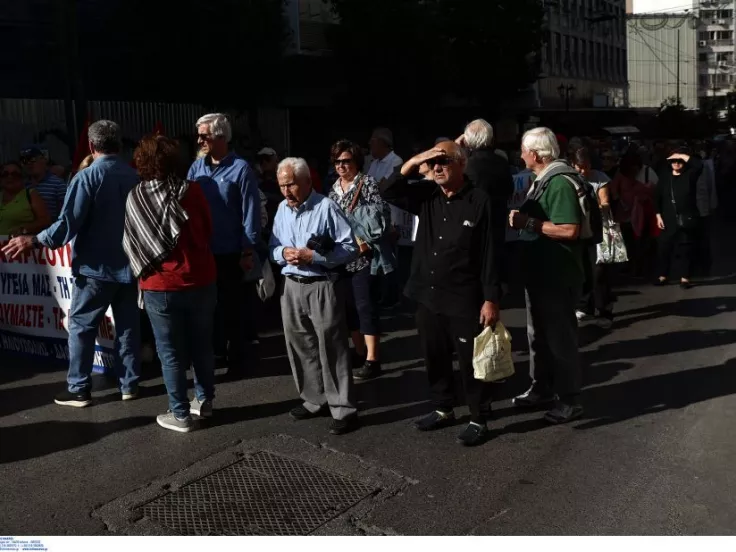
[{"x1": 123, "y1": 176, "x2": 190, "y2": 279}]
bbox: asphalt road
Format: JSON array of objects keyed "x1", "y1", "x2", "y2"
[{"x1": 1, "y1": 224, "x2": 735, "y2": 535}]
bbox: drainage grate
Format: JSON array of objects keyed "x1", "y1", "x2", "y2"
[{"x1": 138, "y1": 451, "x2": 378, "y2": 535}]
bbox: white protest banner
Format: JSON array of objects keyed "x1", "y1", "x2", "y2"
[
  {"x1": 0, "y1": 236, "x2": 116, "y2": 372},
  {"x1": 389, "y1": 205, "x2": 419, "y2": 246},
  {"x1": 505, "y1": 170, "x2": 535, "y2": 243}
]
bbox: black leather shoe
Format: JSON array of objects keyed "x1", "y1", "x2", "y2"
[
  {"x1": 354, "y1": 361, "x2": 381, "y2": 380},
  {"x1": 414, "y1": 410, "x2": 456, "y2": 431},
  {"x1": 512, "y1": 387, "x2": 556, "y2": 408},
  {"x1": 456, "y1": 422, "x2": 490, "y2": 446},
  {"x1": 290, "y1": 405, "x2": 327, "y2": 420},
  {"x1": 544, "y1": 401, "x2": 584, "y2": 424},
  {"x1": 329, "y1": 415, "x2": 360, "y2": 435}
]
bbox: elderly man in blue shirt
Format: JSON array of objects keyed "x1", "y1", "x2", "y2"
[
  {"x1": 3, "y1": 120, "x2": 141, "y2": 407},
  {"x1": 187, "y1": 113, "x2": 261, "y2": 376},
  {"x1": 269, "y1": 157, "x2": 360, "y2": 435}
]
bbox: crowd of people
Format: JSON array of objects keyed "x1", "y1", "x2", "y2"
[{"x1": 0, "y1": 113, "x2": 726, "y2": 446}]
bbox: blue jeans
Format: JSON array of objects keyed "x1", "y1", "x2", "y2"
[
  {"x1": 144, "y1": 284, "x2": 217, "y2": 417},
  {"x1": 67, "y1": 276, "x2": 141, "y2": 394}
]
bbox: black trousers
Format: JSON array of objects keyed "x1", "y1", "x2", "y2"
[
  {"x1": 214, "y1": 253, "x2": 245, "y2": 367},
  {"x1": 526, "y1": 283, "x2": 582, "y2": 402},
  {"x1": 657, "y1": 228, "x2": 696, "y2": 280},
  {"x1": 343, "y1": 266, "x2": 381, "y2": 336},
  {"x1": 579, "y1": 246, "x2": 614, "y2": 317},
  {"x1": 415, "y1": 303, "x2": 492, "y2": 424}
]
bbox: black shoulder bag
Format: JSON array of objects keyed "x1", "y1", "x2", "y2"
[{"x1": 670, "y1": 176, "x2": 697, "y2": 230}]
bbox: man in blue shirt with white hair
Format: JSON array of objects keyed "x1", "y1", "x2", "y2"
[
  {"x1": 188, "y1": 113, "x2": 261, "y2": 376},
  {"x1": 269, "y1": 157, "x2": 359, "y2": 435}
]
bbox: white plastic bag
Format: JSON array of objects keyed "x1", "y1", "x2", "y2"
[
  {"x1": 596, "y1": 217, "x2": 628, "y2": 265},
  {"x1": 472, "y1": 322, "x2": 515, "y2": 382},
  {"x1": 257, "y1": 259, "x2": 276, "y2": 302}
]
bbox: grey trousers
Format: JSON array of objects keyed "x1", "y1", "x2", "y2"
[
  {"x1": 281, "y1": 277, "x2": 356, "y2": 420},
  {"x1": 525, "y1": 283, "x2": 582, "y2": 401}
]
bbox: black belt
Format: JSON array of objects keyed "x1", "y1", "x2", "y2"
[{"x1": 286, "y1": 274, "x2": 330, "y2": 285}]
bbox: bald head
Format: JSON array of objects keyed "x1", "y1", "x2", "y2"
[{"x1": 434, "y1": 140, "x2": 467, "y2": 163}]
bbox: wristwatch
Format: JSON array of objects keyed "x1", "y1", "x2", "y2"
[{"x1": 524, "y1": 217, "x2": 538, "y2": 234}]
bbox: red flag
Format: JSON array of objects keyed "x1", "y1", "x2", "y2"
[{"x1": 72, "y1": 116, "x2": 91, "y2": 172}]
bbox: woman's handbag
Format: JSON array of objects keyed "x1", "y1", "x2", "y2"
[
  {"x1": 596, "y1": 215, "x2": 629, "y2": 265},
  {"x1": 472, "y1": 323, "x2": 515, "y2": 383},
  {"x1": 670, "y1": 180, "x2": 698, "y2": 230}
]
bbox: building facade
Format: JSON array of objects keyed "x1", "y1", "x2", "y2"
[
  {"x1": 627, "y1": 14, "x2": 699, "y2": 110},
  {"x1": 697, "y1": 0, "x2": 736, "y2": 112},
  {"x1": 537, "y1": 0, "x2": 629, "y2": 110}
]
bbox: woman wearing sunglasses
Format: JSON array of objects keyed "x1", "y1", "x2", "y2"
[
  {"x1": 654, "y1": 148, "x2": 704, "y2": 289},
  {"x1": 328, "y1": 140, "x2": 394, "y2": 381},
  {"x1": 0, "y1": 161, "x2": 51, "y2": 236}
]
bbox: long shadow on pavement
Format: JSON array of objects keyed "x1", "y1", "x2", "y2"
[
  {"x1": 0, "y1": 417, "x2": 151, "y2": 464},
  {"x1": 613, "y1": 296, "x2": 736, "y2": 330},
  {"x1": 573, "y1": 357, "x2": 736, "y2": 431}
]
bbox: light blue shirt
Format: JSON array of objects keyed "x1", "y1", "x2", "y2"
[
  {"x1": 269, "y1": 192, "x2": 358, "y2": 277},
  {"x1": 37, "y1": 155, "x2": 138, "y2": 283},
  {"x1": 187, "y1": 152, "x2": 261, "y2": 255}
]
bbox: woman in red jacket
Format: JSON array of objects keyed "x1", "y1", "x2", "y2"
[{"x1": 123, "y1": 135, "x2": 217, "y2": 433}]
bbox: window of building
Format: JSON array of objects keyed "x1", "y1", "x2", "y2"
[
  {"x1": 596, "y1": 42, "x2": 602, "y2": 78},
  {"x1": 572, "y1": 37, "x2": 579, "y2": 76},
  {"x1": 554, "y1": 32, "x2": 562, "y2": 75},
  {"x1": 699, "y1": 52, "x2": 708, "y2": 62},
  {"x1": 699, "y1": 31, "x2": 709, "y2": 41},
  {"x1": 589, "y1": 39, "x2": 595, "y2": 75},
  {"x1": 717, "y1": 52, "x2": 733, "y2": 62},
  {"x1": 620, "y1": 48, "x2": 626, "y2": 80},
  {"x1": 700, "y1": 74, "x2": 709, "y2": 87},
  {"x1": 564, "y1": 35, "x2": 572, "y2": 73},
  {"x1": 581, "y1": 40, "x2": 587, "y2": 77}
]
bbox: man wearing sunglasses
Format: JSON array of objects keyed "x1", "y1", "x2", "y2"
[
  {"x1": 187, "y1": 113, "x2": 261, "y2": 379},
  {"x1": 380, "y1": 141, "x2": 501, "y2": 447},
  {"x1": 20, "y1": 146, "x2": 67, "y2": 223}
]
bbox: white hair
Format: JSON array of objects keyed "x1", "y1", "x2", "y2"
[
  {"x1": 196, "y1": 113, "x2": 232, "y2": 143},
  {"x1": 521, "y1": 127, "x2": 560, "y2": 162},
  {"x1": 277, "y1": 157, "x2": 311, "y2": 182},
  {"x1": 464, "y1": 119, "x2": 494, "y2": 150}
]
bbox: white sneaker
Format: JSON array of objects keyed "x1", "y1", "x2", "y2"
[
  {"x1": 190, "y1": 397, "x2": 213, "y2": 418},
  {"x1": 156, "y1": 412, "x2": 195, "y2": 433}
]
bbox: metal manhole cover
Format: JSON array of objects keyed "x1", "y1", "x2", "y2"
[{"x1": 138, "y1": 451, "x2": 378, "y2": 535}]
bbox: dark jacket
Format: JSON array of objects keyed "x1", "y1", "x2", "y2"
[{"x1": 655, "y1": 157, "x2": 703, "y2": 232}]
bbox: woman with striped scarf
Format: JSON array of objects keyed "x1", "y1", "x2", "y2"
[{"x1": 123, "y1": 135, "x2": 217, "y2": 433}]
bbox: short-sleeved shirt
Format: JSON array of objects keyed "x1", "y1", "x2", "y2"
[
  {"x1": 519, "y1": 175, "x2": 583, "y2": 288},
  {"x1": 586, "y1": 169, "x2": 611, "y2": 195}
]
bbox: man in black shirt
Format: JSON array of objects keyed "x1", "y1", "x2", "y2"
[{"x1": 380, "y1": 141, "x2": 501, "y2": 447}]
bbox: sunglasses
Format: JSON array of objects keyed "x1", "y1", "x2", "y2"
[
  {"x1": 428, "y1": 156, "x2": 452, "y2": 167},
  {"x1": 669, "y1": 158, "x2": 685, "y2": 164},
  {"x1": 1, "y1": 171, "x2": 21, "y2": 178},
  {"x1": 335, "y1": 158, "x2": 354, "y2": 166}
]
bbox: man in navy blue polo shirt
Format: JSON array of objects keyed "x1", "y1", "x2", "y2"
[{"x1": 188, "y1": 113, "x2": 261, "y2": 376}]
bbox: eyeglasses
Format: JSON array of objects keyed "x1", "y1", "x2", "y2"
[
  {"x1": 335, "y1": 158, "x2": 354, "y2": 166},
  {"x1": 1, "y1": 171, "x2": 21, "y2": 178}
]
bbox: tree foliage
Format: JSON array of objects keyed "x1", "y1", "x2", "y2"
[{"x1": 324, "y1": 0, "x2": 544, "y2": 107}]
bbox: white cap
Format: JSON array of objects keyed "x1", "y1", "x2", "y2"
[{"x1": 257, "y1": 147, "x2": 277, "y2": 157}]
